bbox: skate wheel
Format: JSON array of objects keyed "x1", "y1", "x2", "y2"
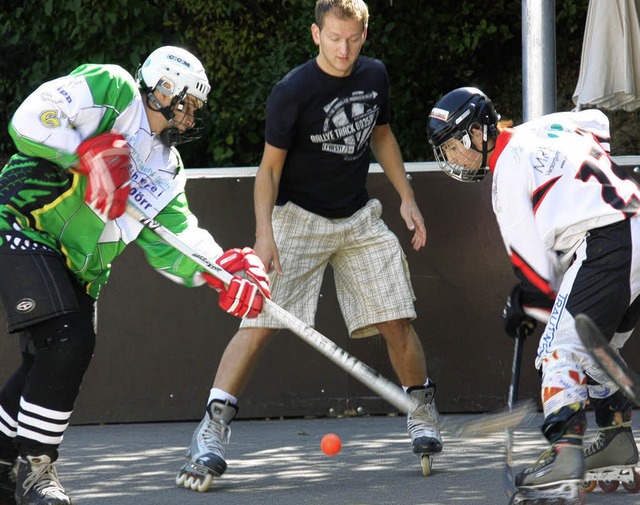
[
  {"x1": 598, "y1": 479, "x2": 619, "y2": 493},
  {"x1": 622, "y1": 470, "x2": 640, "y2": 493},
  {"x1": 196, "y1": 473, "x2": 213, "y2": 492},
  {"x1": 421, "y1": 454, "x2": 432, "y2": 476},
  {"x1": 176, "y1": 468, "x2": 213, "y2": 492},
  {"x1": 581, "y1": 480, "x2": 596, "y2": 493}
]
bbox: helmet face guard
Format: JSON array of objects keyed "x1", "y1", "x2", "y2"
[
  {"x1": 430, "y1": 125, "x2": 489, "y2": 183},
  {"x1": 159, "y1": 106, "x2": 210, "y2": 147},
  {"x1": 427, "y1": 87, "x2": 499, "y2": 183}
]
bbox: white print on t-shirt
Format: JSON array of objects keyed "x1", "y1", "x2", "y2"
[{"x1": 309, "y1": 90, "x2": 379, "y2": 161}]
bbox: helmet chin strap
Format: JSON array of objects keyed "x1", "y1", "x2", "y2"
[
  {"x1": 145, "y1": 86, "x2": 189, "y2": 125},
  {"x1": 474, "y1": 124, "x2": 494, "y2": 168},
  {"x1": 144, "y1": 87, "x2": 189, "y2": 147}
]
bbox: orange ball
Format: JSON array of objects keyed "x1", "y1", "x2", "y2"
[{"x1": 320, "y1": 433, "x2": 341, "y2": 456}]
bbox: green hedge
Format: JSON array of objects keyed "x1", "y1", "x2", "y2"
[{"x1": 3, "y1": 0, "x2": 637, "y2": 169}]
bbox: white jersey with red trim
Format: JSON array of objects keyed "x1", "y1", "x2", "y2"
[{"x1": 489, "y1": 110, "x2": 640, "y2": 298}]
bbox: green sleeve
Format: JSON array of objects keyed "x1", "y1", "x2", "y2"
[{"x1": 136, "y1": 193, "x2": 221, "y2": 287}]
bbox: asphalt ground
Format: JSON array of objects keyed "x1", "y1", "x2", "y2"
[{"x1": 48, "y1": 412, "x2": 640, "y2": 505}]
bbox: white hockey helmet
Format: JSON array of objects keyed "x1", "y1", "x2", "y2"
[
  {"x1": 137, "y1": 46, "x2": 211, "y2": 146},
  {"x1": 137, "y1": 46, "x2": 210, "y2": 104}
]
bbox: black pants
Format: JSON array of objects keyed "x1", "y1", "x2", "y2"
[{"x1": 0, "y1": 250, "x2": 96, "y2": 460}]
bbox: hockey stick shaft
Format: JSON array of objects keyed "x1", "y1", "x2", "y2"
[
  {"x1": 126, "y1": 204, "x2": 418, "y2": 414},
  {"x1": 504, "y1": 325, "x2": 526, "y2": 496},
  {"x1": 508, "y1": 327, "x2": 525, "y2": 409}
]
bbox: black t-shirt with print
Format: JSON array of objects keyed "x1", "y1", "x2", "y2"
[{"x1": 266, "y1": 56, "x2": 390, "y2": 218}]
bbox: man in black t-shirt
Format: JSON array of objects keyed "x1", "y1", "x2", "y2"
[{"x1": 176, "y1": 0, "x2": 442, "y2": 491}]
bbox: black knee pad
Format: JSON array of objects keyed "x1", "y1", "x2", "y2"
[
  {"x1": 21, "y1": 312, "x2": 95, "y2": 363},
  {"x1": 19, "y1": 312, "x2": 96, "y2": 411}
]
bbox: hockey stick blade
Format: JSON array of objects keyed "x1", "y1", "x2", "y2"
[
  {"x1": 449, "y1": 399, "x2": 536, "y2": 438},
  {"x1": 575, "y1": 313, "x2": 640, "y2": 406},
  {"x1": 126, "y1": 204, "x2": 418, "y2": 415}
]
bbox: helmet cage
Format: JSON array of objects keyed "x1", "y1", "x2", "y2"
[
  {"x1": 159, "y1": 105, "x2": 210, "y2": 147},
  {"x1": 431, "y1": 128, "x2": 489, "y2": 183}
]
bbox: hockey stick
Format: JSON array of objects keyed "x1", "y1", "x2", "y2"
[
  {"x1": 126, "y1": 204, "x2": 418, "y2": 415},
  {"x1": 575, "y1": 313, "x2": 640, "y2": 407},
  {"x1": 503, "y1": 324, "x2": 527, "y2": 496},
  {"x1": 449, "y1": 398, "x2": 535, "y2": 438}
]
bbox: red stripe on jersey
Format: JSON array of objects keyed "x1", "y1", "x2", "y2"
[
  {"x1": 532, "y1": 176, "x2": 561, "y2": 214},
  {"x1": 488, "y1": 128, "x2": 515, "y2": 172},
  {"x1": 511, "y1": 249, "x2": 555, "y2": 296}
]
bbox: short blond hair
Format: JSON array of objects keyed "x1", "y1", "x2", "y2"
[{"x1": 315, "y1": 0, "x2": 369, "y2": 30}]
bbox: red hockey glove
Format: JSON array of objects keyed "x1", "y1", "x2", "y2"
[
  {"x1": 76, "y1": 132, "x2": 131, "y2": 219},
  {"x1": 202, "y1": 272, "x2": 265, "y2": 318},
  {"x1": 214, "y1": 247, "x2": 271, "y2": 298}
]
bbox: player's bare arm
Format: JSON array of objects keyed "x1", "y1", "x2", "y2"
[
  {"x1": 371, "y1": 124, "x2": 427, "y2": 250},
  {"x1": 253, "y1": 142, "x2": 287, "y2": 274}
]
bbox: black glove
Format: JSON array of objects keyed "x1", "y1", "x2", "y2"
[{"x1": 502, "y1": 285, "x2": 537, "y2": 338}]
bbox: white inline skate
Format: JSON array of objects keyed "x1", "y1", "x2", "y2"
[
  {"x1": 175, "y1": 400, "x2": 238, "y2": 492},
  {"x1": 407, "y1": 385, "x2": 442, "y2": 476},
  {"x1": 582, "y1": 423, "x2": 640, "y2": 493}
]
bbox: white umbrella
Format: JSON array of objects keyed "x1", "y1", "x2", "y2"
[{"x1": 573, "y1": 0, "x2": 640, "y2": 111}]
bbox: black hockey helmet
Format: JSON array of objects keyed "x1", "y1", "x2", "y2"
[{"x1": 426, "y1": 87, "x2": 499, "y2": 182}]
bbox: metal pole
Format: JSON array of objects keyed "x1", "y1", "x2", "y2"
[{"x1": 522, "y1": 0, "x2": 557, "y2": 121}]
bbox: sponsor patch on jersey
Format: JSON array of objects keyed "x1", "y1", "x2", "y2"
[
  {"x1": 531, "y1": 147, "x2": 567, "y2": 176},
  {"x1": 429, "y1": 107, "x2": 449, "y2": 122},
  {"x1": 39, "y1": 110, "x2": 61, "y2": 128},
  {"x1": 16, "y1": 298, "x2": 36, "y2": 313}
]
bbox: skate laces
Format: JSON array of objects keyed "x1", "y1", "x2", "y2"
[
  {"x1": 407, "y1": 402, "x2": 441, "y2": 439},
  {"x1": 584, "y1": 431, "x2": 606, "y2": 457},
  {"x1": 21, "y1": 458, "x2": 65, "y2": 496},
  {"x1": 584, "y1": 422, "x2": 631, "y2": 457},
  {"x1": 199, "y1": 418, "x2": 231, "y2": 455}
]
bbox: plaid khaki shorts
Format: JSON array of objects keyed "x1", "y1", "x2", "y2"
[{"x1": 241, "y1": 199, "x2": 416, "y2": 338}]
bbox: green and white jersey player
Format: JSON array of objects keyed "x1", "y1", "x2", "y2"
[
  {"x1": 5, "y1": 47, "x2": 216, "y2": 298},
  {"x1": 0, "y1": 46, "x2": 270, "y2": 505}
]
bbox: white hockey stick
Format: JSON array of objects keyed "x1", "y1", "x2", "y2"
[{"x1": 126, "y1": 204, "x2": 418, "y2": 414}]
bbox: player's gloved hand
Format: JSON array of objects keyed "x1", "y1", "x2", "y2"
[
  {"x1": 214, "y1": 247, "x2": 271, "y2": 298},
  {"x1": 201, "y1": 248, "x2": 271, "y2": 318},
  {"x1": 502, "y1": 285, "x2": 537, "y2": 338},
  {"x1": 76, "y1": 132, "x2": 131, "y2": 219},
  {"x1": 202, "y1": 272, "x2": 265, "y2": 318}
]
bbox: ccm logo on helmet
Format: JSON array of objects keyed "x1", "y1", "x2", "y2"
[
  {"x1": 16, "y1": 298, "x2": 36, "y2": 313},
  {"x1": 167, "y1": 55, "x2": 192, "y2": 69}
]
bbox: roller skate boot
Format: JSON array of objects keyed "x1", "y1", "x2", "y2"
[
  {"x1": 582, "y1": 423, "x2": 640, "y2": 493},
  {"x1": 176, "y1": 400, "x2": 238, "y2": 492},
  {"x1": 0, "y1": 458, "x2": 16, "y2": 505},
  {"x1": 14, "y1": 454, "x2": 70, "y2": 505},
  {"x1": 406, "y1": 384, "x2": 442, "y2": 477},
  {"x1": 510, "y1": 406, "x2": 586, "y2": 504}
]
